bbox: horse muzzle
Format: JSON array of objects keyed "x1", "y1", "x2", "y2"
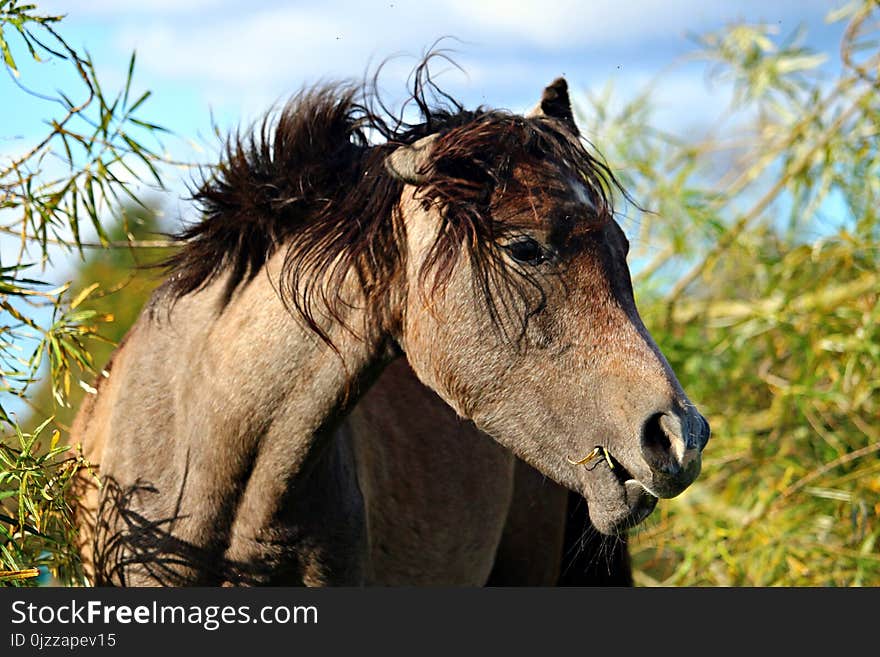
[{"x1": 636, "y1": 407, "x2": 710, "y2": 498}]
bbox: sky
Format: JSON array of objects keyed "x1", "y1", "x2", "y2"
[
  {"x1": 2, "y1": 1, "x2": 846, "y2": 250},
  {"x1": 6, "y1": 1, "x2": 843, "y2": 153},
  {"x1": 0, "y1": 0, "x2": 849, "y2": 419}
]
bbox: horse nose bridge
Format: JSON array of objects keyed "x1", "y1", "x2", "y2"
[
  {"x1": 591, "y1": 334, "x2": 682, "y2": 412},
  {"x1": 624, "y1": 315, "x2": 689, "y2": 402}
]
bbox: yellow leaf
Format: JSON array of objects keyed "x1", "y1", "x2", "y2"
[
  {"x1": 0, "y1": 569, "x2": 40, "y2": 582},
  {"x1": 70, "y1": 283, "x2": 100, "y2": 310},
  {"x1": 50, "y1": 430, "x2": 60, "y2": 451},
  {"x1": 785, "y1": 556, "x2": 809, "y2": 577}
]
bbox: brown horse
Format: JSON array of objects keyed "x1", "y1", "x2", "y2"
[
  {"x1": 71, "y1": 69, "x2": 709, "y2": 586},
  {"x1": 345, "y1": 356, "x2": 632, "y2": 586}
]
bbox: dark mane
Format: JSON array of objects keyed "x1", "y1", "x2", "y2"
[{"x1": 163, "y1": 58, "x2": 625, "y2": 344}]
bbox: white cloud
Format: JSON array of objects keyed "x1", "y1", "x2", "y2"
[
  {"x1": 443, "y1": 0, "x2": 671, "y2": 48},
  {"x1": 39, "y1": 0, "x2": 228, "y2": 17},
  {"x1": 95, "y1": 0, "x2": 835, "y2": 114},
  {"x1": 8, "y1": 1, "x2": 843, "y2": 151},
  {"x1": 120, "y1": 7, "x2": 363, "y2": 85},
  {"x1": 442, "y1": 0, "x2": 835, "y2": 48}
]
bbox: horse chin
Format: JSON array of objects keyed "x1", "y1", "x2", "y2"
[
  {"x1": 621, "y1": 479, "x2": 659, "y2": 527},
  {"x1": 579, "y1": 453, "x2": 659, "y2": 535}
]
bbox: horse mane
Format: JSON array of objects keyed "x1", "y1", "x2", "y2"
[{"x1": 162, "y1": 56, "x2": 624, "y2": 345}]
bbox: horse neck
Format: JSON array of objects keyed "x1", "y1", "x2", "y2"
[
  {"x1": 89, "y1": 254, "x2": 393, "y2": 584},
  {"x1": 177, "y1": 252, "x2": 396, "y2": 468}
]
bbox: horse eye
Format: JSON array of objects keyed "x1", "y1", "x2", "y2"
[{"x1": 503, "y1": 238, "x2": 547, "y2": 265}]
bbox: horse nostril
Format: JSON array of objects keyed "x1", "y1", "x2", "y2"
[{"x1": 640, "y1": 412, "x2": 681, "y2": 476}]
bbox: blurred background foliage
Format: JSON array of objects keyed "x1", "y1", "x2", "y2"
[{"x1": 1, "y1": 0, "x2": 878, "y2": 585}]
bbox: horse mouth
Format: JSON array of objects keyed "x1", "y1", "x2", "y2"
[
  {"x1": 622, "y1": 478, "x2": 659, "y2": 526},
  {"x1": 573, "y1": 449, "x2": 659, "y2": 534},
  {"x1": 607, "y1": 452, "x2": 658, "y2": 527}
]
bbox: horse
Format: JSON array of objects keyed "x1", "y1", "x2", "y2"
[
  {"x1": 71, "y1": 69, "x2": 710, "y2": 586},
  {"x1": 344, "y1": 356, "x2": 633, "y2": 586}
]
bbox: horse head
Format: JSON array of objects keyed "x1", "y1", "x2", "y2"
[{"x1": 385, "y1": 78, "x2": 710, "y2": 533}]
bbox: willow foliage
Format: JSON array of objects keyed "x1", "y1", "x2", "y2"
[{"x1": 0, "y1": 0, "x2": 172, "y2": 585}]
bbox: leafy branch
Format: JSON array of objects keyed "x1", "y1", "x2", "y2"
[{"x1": 1, "y1": 0, "x2": 176, "y2": 585}]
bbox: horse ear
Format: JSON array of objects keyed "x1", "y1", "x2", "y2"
[
  {"x1": 385, "y1": 133, "x2": 440, "y2": 185},
  {"x1": 527, "y1": 77, "x2": 580, "y2": 136}
]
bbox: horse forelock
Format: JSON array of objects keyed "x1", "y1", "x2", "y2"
[
  {"x1": 160, "y1": 55, "x2": 628, "y2": 347},
  {"x1": 413, "y1": 112, "x2": 624, "y2": 343}
]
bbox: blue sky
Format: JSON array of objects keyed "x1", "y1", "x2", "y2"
[
  {"x1": 0, "y1": 1, "x2": 849, "y2": 419},
  {"x1": 2, "y1": 1, "x2": 848, "y2": 271},
  {"x1": 2, "y1": 1, "x2": 846, "y2": 247}
]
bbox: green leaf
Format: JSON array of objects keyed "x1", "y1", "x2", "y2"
[
  {"x1": 129, "y1": 117, "x2": 170, "y2": 134},
  {"x1": 122, "y1": 50, "x2": 136, "y2": 109},
  {"x1": 69, "y1": 282, "x2": 99, "y2": 310},
  {"x1": 126, "y1": 89, "x2": 152, "y2": 114},
  {"x1": 0, "y1": 26, "x2": 19, "y2": 76}
]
